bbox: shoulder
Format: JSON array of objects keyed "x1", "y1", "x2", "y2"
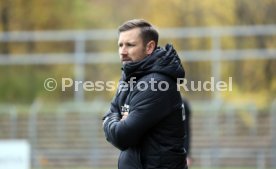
[
  {"x1": 138, "y1": 72, "x2": 176, "y2": 84},
  {"x1": 129, "y1": 73, "x2": 178, "y2": 95}
]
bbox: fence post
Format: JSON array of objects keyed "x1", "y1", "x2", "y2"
[
  {"x1": 211, "y1": 31, "x2": 221, "y2": 102},
  {"x1": 271, "y1": 100, "x2": 276, "y2": 167},
  {"x1": 225, "y1": 103, "x2": 236, "y2": 136},
  {"x1": 28, "y1": 100, "x2": 41, "y2": 169},
  {"x1": 74, "y1": 34, "x2": 86, "y2": 102},
  {"x1": 9, "y1": 106, "x2": 17, "y2": 138},
  {"x1": 211, "y1": 100, "x2": 222, "y2": 167},
  {"x1": 248, "y1": 103, "x2": 258, "y2": 137}
]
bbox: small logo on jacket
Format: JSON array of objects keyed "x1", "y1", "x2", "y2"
[{"x1": 121, "y1": 104, "x2": 130, "y2": 115}]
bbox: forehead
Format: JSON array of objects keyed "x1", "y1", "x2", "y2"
[{"x1": 118, "y1": 28, "x2": 142, "y2": 43}]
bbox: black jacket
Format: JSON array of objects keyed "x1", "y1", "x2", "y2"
[
  {"x1": 182, "y1": 97, "x2": 191, "y2": 156},
  {"x1": 103, "y1": 44, "x2": 187, "y2": 169}
]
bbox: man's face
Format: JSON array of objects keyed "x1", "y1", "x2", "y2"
[{"x1": 118, "y1": 28, "x2": 147, "y2": 65}]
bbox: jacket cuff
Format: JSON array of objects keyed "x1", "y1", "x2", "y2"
[{"x1": 103, "y1": 112, "x2": 121, "y2": 126}]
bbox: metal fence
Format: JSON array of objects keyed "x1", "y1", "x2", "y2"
[
  {"x1": 0, "y1": 100, "x2": 275, "y2": 169},
  {"x1": 1, "y1": 25, "x2": 276, "y2": 102}
]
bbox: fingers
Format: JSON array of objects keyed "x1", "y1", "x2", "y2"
[{"x1": 121, "y1": 112, "x2": 129, "y2": 120}]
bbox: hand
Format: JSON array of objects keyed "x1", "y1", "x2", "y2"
[
  {"x1": 121, "y1": 112, "x2": 129, "y2": 120},
  {"x1": 187, "y1": 156, "x2": 192, "y2": 166}
]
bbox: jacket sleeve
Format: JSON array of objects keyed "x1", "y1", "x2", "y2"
[
  {"x1": 103, "y1": 77, "x2": 177, "y2": 150},
  {"x1": 102, "y1": 84, "x2": 124, "y2": 149},
  {"x1": 183, "y1": 98, "x2": 191, "y2": 155}
]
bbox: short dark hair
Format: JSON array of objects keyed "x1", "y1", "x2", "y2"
[{"x1": 118, "y1": 19, "x2": 159, "y2": 47}]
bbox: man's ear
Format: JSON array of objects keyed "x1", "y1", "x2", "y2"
[{"x1": 146, "y1": 40, "x2": 156, "y2": 55}]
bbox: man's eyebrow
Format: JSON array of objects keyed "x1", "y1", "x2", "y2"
[{"x1": 118, "y1": 41, "x2": 137, "y2": 45}]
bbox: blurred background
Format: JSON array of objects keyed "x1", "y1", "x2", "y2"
[{"x1": 0, "y1": 0, "x2": 275, "y2": 169}]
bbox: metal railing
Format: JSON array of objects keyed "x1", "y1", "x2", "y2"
[
  {"x1": 0, "y1": 100, "x2": 275, "y2": 169},
  {"x1": 1, "y1": 25, "x2": 276, "y2": 102}
]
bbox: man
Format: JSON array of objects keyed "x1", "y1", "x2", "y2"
[{"x1": 103, "y1": 19, "x2": 187, "y2": 169}]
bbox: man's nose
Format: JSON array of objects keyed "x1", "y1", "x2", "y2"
[{"x1": 120, "y1": 46, "x2": 128, "y2": 55}]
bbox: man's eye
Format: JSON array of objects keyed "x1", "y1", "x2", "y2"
[{"x1": 127, "y1": 44, "x2": 135, "y2": 47}]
